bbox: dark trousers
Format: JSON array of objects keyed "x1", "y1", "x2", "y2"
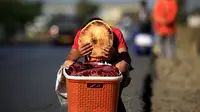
[{"x1": 117, "y1": 78, "x2": 126, "y2": 112}]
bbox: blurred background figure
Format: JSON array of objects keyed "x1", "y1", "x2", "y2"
[
  {"x1": 132, "y1": 0, "x2": 154, "y2": 57},
  {"x1": 136, "y1": 0, "x2": 152, "y2": 34},
  {"x1": 116, "y1": 16, "x2": 133, "y2": 42},
  {"x1": 152, "y1": 0, "x2": 178, "y2": 58}
]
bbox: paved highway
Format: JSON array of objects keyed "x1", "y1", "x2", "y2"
[{"x1": 0, "y1": 41, "x2": 152, "y2": 112}]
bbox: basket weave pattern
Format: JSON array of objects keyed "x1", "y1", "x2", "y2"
[{"x1": 67, "y1": 79, "x2": 120, "y2": 112}]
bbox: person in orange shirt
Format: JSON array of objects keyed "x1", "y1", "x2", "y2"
[{"x1": 152, "y1": 0, "x2": 178, "y2": 58}]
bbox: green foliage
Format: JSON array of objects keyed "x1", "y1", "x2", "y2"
[
  {"x1": 0, "y1": 0, "x2": 42, "y2": 40},
  {"x1": 75, "y1": 0, "x2": 100, "y2": 25}
]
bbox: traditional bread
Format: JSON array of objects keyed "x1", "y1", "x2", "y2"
[{"x1": 78, "y1": 20, "x2": 114, "y2": 58}]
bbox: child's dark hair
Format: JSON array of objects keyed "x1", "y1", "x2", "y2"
[{"x1": 81, "y1": 17, "x2": 103, "y2": 28}]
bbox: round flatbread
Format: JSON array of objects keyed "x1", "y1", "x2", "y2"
[{"x1": 78, "y1": 20, "x2": 113, "y2": 58}]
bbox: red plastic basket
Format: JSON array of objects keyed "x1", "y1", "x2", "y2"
[{"x1": 63, "y1": 68, "x2": 123, "y2": 112}]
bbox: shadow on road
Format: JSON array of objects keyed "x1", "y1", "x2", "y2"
[{"x1": 141, "y1": 54, "x2": 157, "y2": 112}]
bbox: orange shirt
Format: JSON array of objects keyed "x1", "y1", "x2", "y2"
[{"x1": 153, "y1": 0, "x2": 178, "y2": 35}]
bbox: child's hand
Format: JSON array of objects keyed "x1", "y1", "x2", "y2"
[
  {"x1": 102, "y1": 45, "x2": 116, "y2": 60},
  {"x1": 78, "y1": 43, "x2": 93, "y2": 57}
]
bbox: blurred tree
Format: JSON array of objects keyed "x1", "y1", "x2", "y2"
[
  {"x1": 0, "y1": 0, "x2": 42, "y2": 41},
  {"x1": 75, "y1": 0, "x2": 100, "y2": 26}
]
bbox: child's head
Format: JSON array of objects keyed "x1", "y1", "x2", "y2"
[{"x1": 82, "y1": 17, "x2": 103, "y2": 28}]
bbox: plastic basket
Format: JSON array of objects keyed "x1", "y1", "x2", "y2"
[{"x1": 63, "y1": 68, "x2": 123, "y2": 112}]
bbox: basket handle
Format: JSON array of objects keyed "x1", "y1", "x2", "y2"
[{"x1": 87, "y1": 83, "x2": 104, "y2": 88}]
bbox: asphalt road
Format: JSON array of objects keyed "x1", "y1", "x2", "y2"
[{"x1": 0, "y1": 41, "x2": 152, "y2": 112}]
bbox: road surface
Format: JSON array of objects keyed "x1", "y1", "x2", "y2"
[{"x1": 0, "y1": 42, "x2": 152, "y2": 112}]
